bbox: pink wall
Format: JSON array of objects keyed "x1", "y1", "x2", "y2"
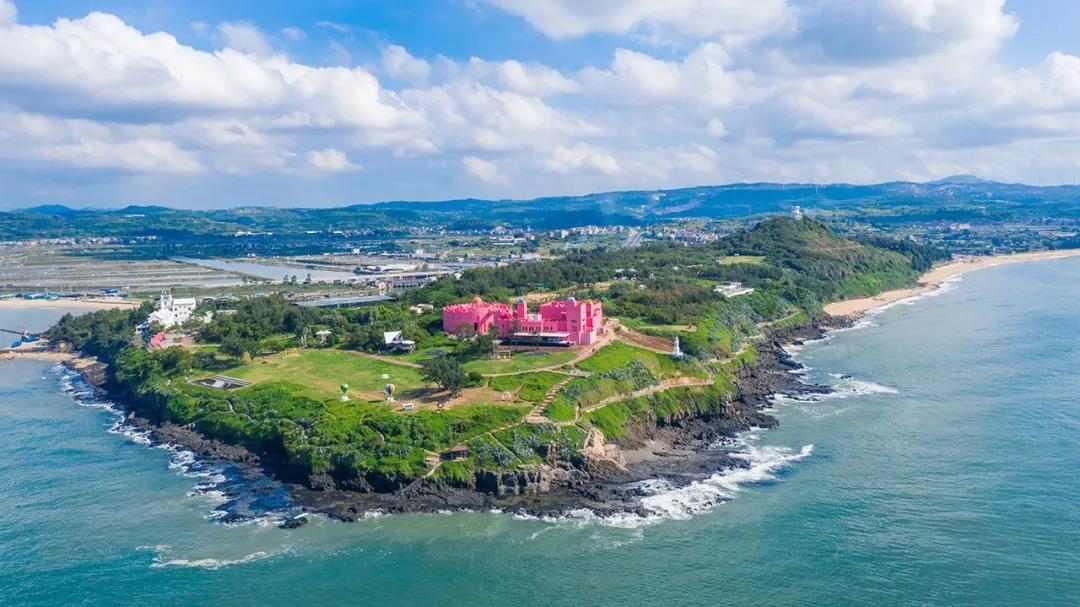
[{"x1": 442, "y1": 296, "x2": 603, "y2": 345}]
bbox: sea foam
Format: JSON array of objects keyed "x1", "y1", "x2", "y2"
[
  {"x1": 139, "y1": 544, "x2": 288, "y2": 570},
  {"x1": 516, "y1": 438, "x2": 814, "y2": 529},
  {"x1": 636, "y1": 443, "x2": 814, "y2": 521},
  {"x1": 54, "y1": 364, "x2": 294, "y2": 526}
]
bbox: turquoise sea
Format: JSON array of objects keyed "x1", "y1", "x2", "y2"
[{"x1": 2, "y1": 258, "x2": 1079, "y2": 606}]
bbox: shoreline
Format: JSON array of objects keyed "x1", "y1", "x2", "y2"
[
  {"x1": 0, "y1": 297, "x2": 141, "y2": 310},
  {"x1": 823, "y1": 249, "x2": 1080, "y2": 318},
  {"x1": 0, "y1": 347, "x2": 101, "y2": 368}
]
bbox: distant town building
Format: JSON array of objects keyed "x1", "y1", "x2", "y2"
[
  {"x1": 715, "y1": 282, "x2": 755, "y2": 298},
  {"x1": 148, "y1": 290, "x2": 197, "y2": 328},
  {"x1": 792, "y1": 205, "x2": 803, "y2": 220},
  {"x1": 442, "y1": 295, "x2": 604, "y2": 346}
]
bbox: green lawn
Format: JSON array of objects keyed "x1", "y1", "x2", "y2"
[
  {"x1": 543, "y1": 396, "x2": 576, "y2": 422},
  {"x1": 560, "y1": 375, "x2": 640, "y2": 408},
  {"x1": 462, "y1": 350, "x2": 578, "y2": 375},
  {"x1": 576, "y1": 341, "x2": 677, "y2": 377},
  {"x1": 517, "y1": 371, "x2": 567, "y2": 403},
  {"x1": 400, "y1": 345, "x2": 460, "y2": 364},
  {"x1": 221, "y1": 349, "x2": 427, "y2": 400},
  {"x1": 488, "y1": 375, "x2": 528, "y2": 393}
]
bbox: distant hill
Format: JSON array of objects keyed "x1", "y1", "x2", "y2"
[
  {"x1": 4, "y1": 177, "x2": 1080, "y2": 240},
  {"x1": 17, "y1": 204, "x2": 86, "y2": 216}
]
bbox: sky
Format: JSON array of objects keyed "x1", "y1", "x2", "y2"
[{"x1": 3, "y1": 0, "x2": 1080, "y2": 210}]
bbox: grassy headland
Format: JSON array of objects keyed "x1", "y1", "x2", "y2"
[{"x1": 46, "y1": 217, "x2": 946, "y2": 495}]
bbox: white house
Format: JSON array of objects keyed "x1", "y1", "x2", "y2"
[
  {"x1": 715, "y1": 282, "x2": 755, "y2": 298},
  {"x1": 148, "y1": 290, "x2": 197, "y2": 328},
  {"x1": 383, "y1": 330, "x2": 417, "y2": 353}
]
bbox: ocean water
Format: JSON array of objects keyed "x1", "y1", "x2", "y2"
[{"x1": 2, "y1": 258, "x2": 1079, "y2": 606}]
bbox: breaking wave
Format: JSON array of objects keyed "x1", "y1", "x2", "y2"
[
  {"x1": 771, "y1": 374, "x2": 898, "y2": 405},
  {"x1": 139, "y1": 544, "x2": 289, "y2": 570},
  {"x1": 518, "y1": 440, "x2": 814, "y2": 529},
  {"x1": 636, "y1": 444, "x2": 814, "y2": 520}
]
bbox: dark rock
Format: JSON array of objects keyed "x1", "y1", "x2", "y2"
[{"x1": 279, "y1": 516, "x2": 308, "y2": 529}]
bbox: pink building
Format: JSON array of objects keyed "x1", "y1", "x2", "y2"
[
  {"x1": 442, "y1": 296, "x2": 604, "y2": 345},
  {"x1": 148, "y1": 331, "x2": 168, "y2": 350}
]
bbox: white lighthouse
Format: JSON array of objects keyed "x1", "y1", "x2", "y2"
[{"x1": 671, "y1": 335, "x2": 683, "y2": 358}]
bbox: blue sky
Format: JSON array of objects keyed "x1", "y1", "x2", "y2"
[{"x1": 2, "y1": 1, "x2": 1080, "y2": 209}]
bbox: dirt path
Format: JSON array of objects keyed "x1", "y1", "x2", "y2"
[
  {"x1": 756, "y1": 308, "x2": 803, "y2": 329},
  {"x1": 613, "y1": 325, "x2": 675, "y2": 353}
]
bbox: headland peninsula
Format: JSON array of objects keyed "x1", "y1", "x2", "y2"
[
  {"x1": 10, "y1": 215, "x2": 1067, "y2": 522},
  {"x1": 8, "y1": 212, "x2": 1071, "y2": 520}
]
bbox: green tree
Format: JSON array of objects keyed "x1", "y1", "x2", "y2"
[
  {"x1": 420, "y1": 357, "x2": 468, "y2": 397},
  {"x1": 220, "y1": 334, "x2": 255, "y2": 360},
  {"x1": 467, "y1": 325, "x2": 498, "y2": 358}
]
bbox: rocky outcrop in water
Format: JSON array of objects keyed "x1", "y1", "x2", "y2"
[{"x1": 133, "y1": 418, "x2": 261, "y2": 464}]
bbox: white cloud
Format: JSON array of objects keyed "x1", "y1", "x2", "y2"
[
  {"x1": 790, "y1": 0, "x2": 1018, "y2": 63},
  {"x1": 0, "y1": 12, "x2": 414, "y2": 130},
  {"x1": 43, "y1": 138, "x2": 204, "y2": 173},
  {"x1": 316, "y1": 21, "x2": 352, "y2": 35},
  {"x1": 706, "y1": 118, "x2": 728, "y2": 138},
  {"x1": 482, "y1": 0, "x2": 789, "y2": 41},
  {"x1": 2, "y1": 0, "x2": 1079, "y2": 208},
  {"x1": 0, "y1": 0, "x2": 17, "y2": 26},
  {"x1": 462, "y1": 156, "x2": 502, "y2": 182},
  {"x1": 217, "y1": 21, "x2": 272, "y2": 56},
  {"x1": 543, "y1": 143, "x2": 620, "y2": 175},
  {"x1": 461, "y1": 58, "x2": 578, "y2": 96},
  {"x1": 381, "y1": 45, "x2": 431, "y2": 84},
  {"x1": 306, "y1": 148, "x2": 359, "y2": 171},
  {"x1": 402, "y1": 81, "x2": 593, "y2": 153},
  {"x1": 0, "y1": 109, "x2": 204, "y2": 173},
  {"x1": 580, "y1": 44, "x2": 743, "y2": 108},
  {"x1": 280, "y1": 26, "x2": 306, "y2": 41},
  {"x1": 327, "y1": 40, "x2": 352, "y2": 66}
]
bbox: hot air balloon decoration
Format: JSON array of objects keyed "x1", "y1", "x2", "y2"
[
  {"x1": 339, "y1": 382, "x2": 350, "y2": 402},
  {"x1": 385, "y1": 383, "x2": 396, "y2": 402}
]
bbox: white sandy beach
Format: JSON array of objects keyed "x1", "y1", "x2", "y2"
[{"x1": 824, "y1": 249, "x2": 1080, "y2": 317}]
